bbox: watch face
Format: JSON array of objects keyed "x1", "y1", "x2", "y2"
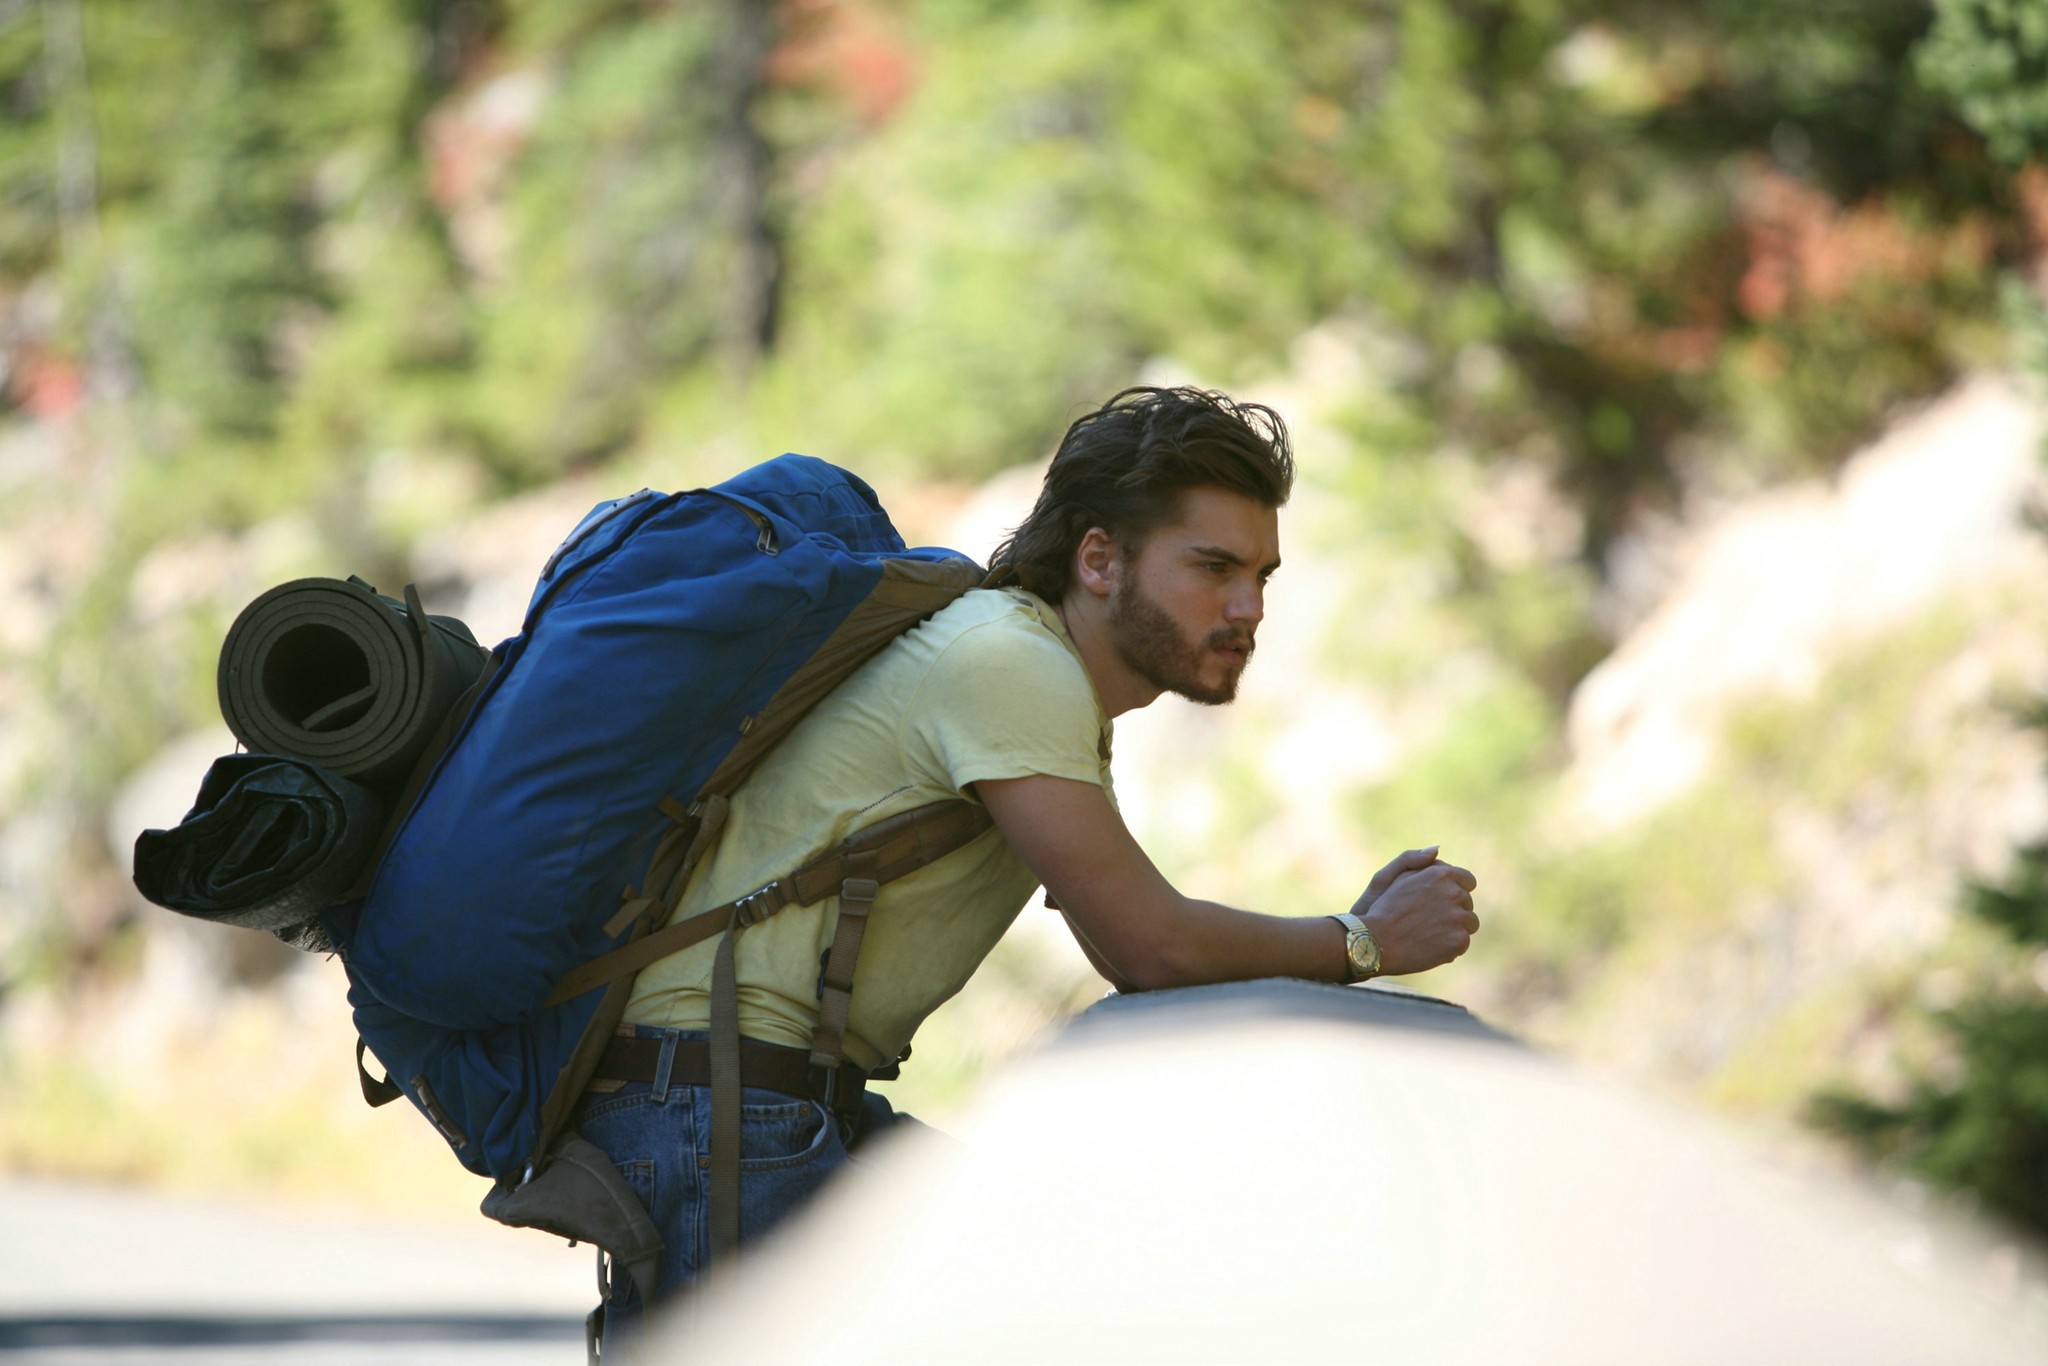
[{"x1": 1347, "y1": 931, "x2": 1377, "y2": 977}]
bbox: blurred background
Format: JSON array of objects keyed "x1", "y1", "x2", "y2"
[{"x1": 4, "y1": 0, "x2": 2048, "y2": 1264}]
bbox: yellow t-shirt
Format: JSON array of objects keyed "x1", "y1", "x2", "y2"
[{"x1": 623, "y1": 587, "x2": 1113, "y2": 1070}]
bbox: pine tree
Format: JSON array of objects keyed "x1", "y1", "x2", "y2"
[{"x1": 1811, "y1": 796, "x2": 2048, "y2": 1236}]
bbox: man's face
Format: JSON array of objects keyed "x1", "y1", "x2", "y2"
[{"x1": 1108, "y1": 486, "x2": 1281, "y2": 706}]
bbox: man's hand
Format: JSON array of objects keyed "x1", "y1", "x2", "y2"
[
  {"x1": 1351, "y1": 850, "x2": 1479, "y2": 976},
  {"x1": 1355, "y1": 846, "x2": 1440, "y2": 915}
]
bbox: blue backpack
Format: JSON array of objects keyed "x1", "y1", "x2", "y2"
[{"x1": 319, "y1": 455, "x2": 989, "y2": 1286}]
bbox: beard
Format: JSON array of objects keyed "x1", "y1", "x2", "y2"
[{"x1": 1109, "y1": 578, "x2": 1254, "y2": 707}]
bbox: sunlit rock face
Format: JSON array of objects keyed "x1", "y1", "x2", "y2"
[
  {"x1": 1566, "y1": 373, "x2": 2048, "y2": 834},
  {"x1": 1539, "y1": 374, "x2": 2048, "y2": 1089}
]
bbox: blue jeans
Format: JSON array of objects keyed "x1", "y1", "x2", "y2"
[{"x1": 577, "y1": 1027, "x2": 912, "y2": 1357}]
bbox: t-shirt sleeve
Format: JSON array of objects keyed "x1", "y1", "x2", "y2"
[{"x1": 903, "y1": 615, "x2": 1105, "y2": 797}]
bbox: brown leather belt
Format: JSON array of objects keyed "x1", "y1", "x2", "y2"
[{"x1": 593, "y1": 1035, "x2": 874, "y2": 1125}]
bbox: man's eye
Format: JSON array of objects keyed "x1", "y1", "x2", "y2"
[{"x1": 1201, "y1": 562, "x2": 1229, "y2": 574}]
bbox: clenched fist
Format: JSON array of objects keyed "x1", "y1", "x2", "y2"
[{"x1": 1351, "y1": 847, "x2": 1479, "y2": 976}]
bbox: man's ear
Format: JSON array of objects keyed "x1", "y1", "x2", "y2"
[{"x1": 1073, "y1": 526, "x2": 1121, "y2": 600}]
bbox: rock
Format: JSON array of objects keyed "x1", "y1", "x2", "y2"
[{"x1": 1567, "y1": 373, "x2": 2048, "y2": 832}]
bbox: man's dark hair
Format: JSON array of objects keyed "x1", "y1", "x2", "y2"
[{"x1": 988, "y1": 386, "x2": 1295, "y2": 600}]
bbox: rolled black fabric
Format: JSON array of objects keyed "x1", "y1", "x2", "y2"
[
  {"x1": 132, "y1": 754, "x2": 387, "y2": 943},
  {"x1": 216, "y1": 578, "x2": 488, "y2": 795}
]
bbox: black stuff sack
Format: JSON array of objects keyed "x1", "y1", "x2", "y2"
[{"x1": 132, "y1": 754, "x2": 385, "y2": 950}]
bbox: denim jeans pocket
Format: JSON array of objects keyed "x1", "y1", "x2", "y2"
[
  {"x1": 579, "y1": 1086, "x2": 657, "y2": 1126},
  {"x1": 738, "y1": 1095, "x2": 834, "y2": 1172}
]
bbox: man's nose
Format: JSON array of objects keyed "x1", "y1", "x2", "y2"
[{"x1": 1225, "y1": 580, "x2": 1264, "y2": 630}]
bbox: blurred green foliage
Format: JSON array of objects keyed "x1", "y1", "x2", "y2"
[
  {"x1": 1918, "y1": 0, "x2": 2048, "y2": 165},
  {"x1": 5, "y1": 0, "x2": 2027, "y2": 514}
]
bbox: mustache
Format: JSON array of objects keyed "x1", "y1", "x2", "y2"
[{"x1": 1204, "y1": 628, "x2": 1255, "y2": 655}]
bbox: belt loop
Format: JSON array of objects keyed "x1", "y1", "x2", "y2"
[
  {"x1": 651, "y1": 1030, "x2": 679, "y2": 1104},
  {"x1": 818, "y1": 1065, "x2": 840, "y2": 1115}
]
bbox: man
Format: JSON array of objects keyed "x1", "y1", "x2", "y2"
[{"x1": 582, "y1": 385, "x2": 1479, "y2": 1334}]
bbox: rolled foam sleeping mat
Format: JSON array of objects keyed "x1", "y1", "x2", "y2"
[
  {"x1": 216, "y1": 577, "x2": 489, "y2": 795},
  {"x1": 132, "y1": 754, "x2": 385, "y2": 946}
]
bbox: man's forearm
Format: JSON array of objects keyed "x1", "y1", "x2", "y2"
[
  {"x1": 1120, "y1": 897, "x2": 1346, "y2": 991},
  {"x1": 980, "y1": 774, "x2": 1474, "y2": 990}
]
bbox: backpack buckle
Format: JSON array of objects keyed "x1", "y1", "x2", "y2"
[{"x1": 734, "y1": 880, "x2": 786, "y2": 927}]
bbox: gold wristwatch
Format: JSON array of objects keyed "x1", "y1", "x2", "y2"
[{"x1": 1333, "y1": 912, "x2": 1381, "y2": 982}]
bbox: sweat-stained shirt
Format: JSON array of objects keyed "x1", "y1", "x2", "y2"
[{"x1": 623, "y1": 587, "x2": 1114, "y2": 1071}]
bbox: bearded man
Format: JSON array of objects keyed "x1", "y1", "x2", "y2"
[{"x1": 583, "y1": 385, "x2": 1480, "y2": 1341}]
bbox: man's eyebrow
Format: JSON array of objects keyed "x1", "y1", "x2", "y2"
[{"x1": 1186, "y1": 544, "x2": 1282, "y2": 575}]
